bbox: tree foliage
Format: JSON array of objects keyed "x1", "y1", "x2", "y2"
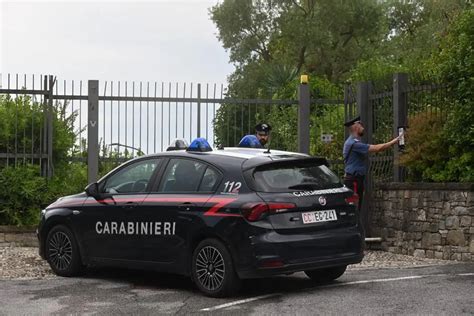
[
  {"x1": 211, "y1": 0, "x2": 473, "y2": 182},
  {"x1": 429, "y1": 8, "x2": 474, "y2": 181}
]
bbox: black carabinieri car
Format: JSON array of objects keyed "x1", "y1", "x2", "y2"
[{"x1": 38, "y1": 138, "x2": 363, "y2": 297}]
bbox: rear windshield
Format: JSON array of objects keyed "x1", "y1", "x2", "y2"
[{"x1": 252, "y1": 160, "x2": 342, "y2": 192}]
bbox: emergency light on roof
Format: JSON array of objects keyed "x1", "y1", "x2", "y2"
[{"x1": 187, "y1": 138, "x2": 212, "y2": 152}]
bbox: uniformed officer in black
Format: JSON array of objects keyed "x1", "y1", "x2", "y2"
[
  {"x1": 343, "y1": 116, "x2": 400, "y2": 214},
  {"x1": 238, "y1": 123, "x2": 272, "y2": 148},
  {"x1": 255, "y1": 123, "x2": 272, "y2": 147}
]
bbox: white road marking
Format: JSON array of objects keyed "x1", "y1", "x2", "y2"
[
  {"x1": 200, "y1": 272, "x2": 473, "y2": 312},
  {"x1": 322, "y1": 274, "x2": 446, "y2": 288},
  {"x1": 200, "y1": 294, "x2": 280, "y2": 311}
]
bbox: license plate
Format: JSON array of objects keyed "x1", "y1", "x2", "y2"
[{"x1": 302, "y1": 210, "x2": 338, "y2": 224}]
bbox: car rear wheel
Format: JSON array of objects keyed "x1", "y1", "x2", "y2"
[
  {"x1": 191, "y1": 238, "x2": 241, "y2": 297},
  {"x1": 305, "y1": 265, "x2": 347, "y2": 283},
  {"x1": 46, "y1": 225, "x2": 83, "y2": 277}
]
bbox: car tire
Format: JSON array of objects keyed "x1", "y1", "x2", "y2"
[
  {"x1": 191, "y1": 238, "x2": 241, "y2": 297},
  {"x1": 304, "y1": 265, "x2": 347, "y2": 283},
  {"x1": 45, "y1": 225, "x2": 83, "y2": 277}
]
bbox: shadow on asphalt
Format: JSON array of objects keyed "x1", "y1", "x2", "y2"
[{"x1": 78, "y1": 267, "x2": 326, "y2": 298}]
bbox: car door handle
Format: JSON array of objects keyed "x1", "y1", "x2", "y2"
[
  {"x1": 122, "y1": 202, "x2": 139, "y2": 209},
  {"x1": 178, "y1": 202, "x2": 196, "y2": 211}
]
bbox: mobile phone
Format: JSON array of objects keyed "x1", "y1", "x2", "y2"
[{"x1": 398, "y1": 127, "x2": 405, "y2": 151}]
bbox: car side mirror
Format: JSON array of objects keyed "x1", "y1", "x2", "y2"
[{"x1": 85, "y1": 182, "x2": 100, "y2": 198}]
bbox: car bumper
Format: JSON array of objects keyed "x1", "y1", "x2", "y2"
[{"x1": 236, "y1": 226, "x2": 364, "y2": 279}]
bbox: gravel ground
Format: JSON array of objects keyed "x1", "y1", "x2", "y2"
[{"x1": 0, "y1": 246, "x2": 452, "y2": 280}]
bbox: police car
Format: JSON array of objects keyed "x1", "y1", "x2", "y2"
[{"x1": 38, "y1": 138, "x2": 363, "y2": 297}]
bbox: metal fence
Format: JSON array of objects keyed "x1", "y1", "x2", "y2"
[
  {"x1": 0, "y1": 74, "x2": 319, "y2": 181},
  {"x1": 359, "y1": 73, "x2": 454, "y2": 236},
  {"x1": 0, "y1": 72, "x2": 454, "y2": 235},
  {"x1": 0, "y1": 74, "x2": 54, "y2": 177},
  {"x1": 307, "y1": 85, "x2": 357, "y2": 177}
]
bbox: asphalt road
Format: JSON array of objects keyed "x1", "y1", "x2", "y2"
[{"x1": 1, "y1": 263, "x2": 473, "y2": 315}]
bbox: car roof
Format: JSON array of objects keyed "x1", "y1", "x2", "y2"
[
  {"x1": 138, "y1": 147, "x2": 312, "y2": 170},
  {"x1": 98, "y1": 147, "x2": 326, "y2": 184}
]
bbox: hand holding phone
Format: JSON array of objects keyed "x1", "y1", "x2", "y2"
[{"x1": 398, "y1": 127, "x2": 405, "y2": 151}]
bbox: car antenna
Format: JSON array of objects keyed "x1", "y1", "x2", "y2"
[{"x1": 264, "y1": 140, "x2": 271, "y2": 154}]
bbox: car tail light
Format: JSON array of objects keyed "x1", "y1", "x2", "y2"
[
  {"x1": 242, "y1": 202, "x2": 296, "y2": 222},
  {"x1": 345, "y1": 193, "x2": 359, "y2": 205}
]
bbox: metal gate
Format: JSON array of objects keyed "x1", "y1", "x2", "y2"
[{"x1": 0, "y1": 74, "x2": 55, "y2": 178}]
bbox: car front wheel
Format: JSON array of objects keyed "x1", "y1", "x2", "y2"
[
  {"x1": 305, "y1": 265, "x2": 347, "y2": 283},
  {"x1": 191, "y1": 238, "x2": 241, "y2": 297},
  {"x1": 46, "y1": 225, "x2": 83, "y2": 277}
]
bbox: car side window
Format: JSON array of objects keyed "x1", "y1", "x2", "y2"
[
  {"x1": 103, "y1": 159, "x2": 160, "y2": 194},
  {"x1": 159, "y1": 158, "x2": 209, "y2": 193},
  {"x1": 198, "y1": 167, "x2": 220, "y2": 192}
]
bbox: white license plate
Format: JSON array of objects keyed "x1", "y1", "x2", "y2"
[{"x1": 302, "y1": 210, "x2": 338, "y2": 224}]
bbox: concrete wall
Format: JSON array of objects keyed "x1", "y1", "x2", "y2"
[
  {"x1": 0, "y1": 226, "x2": 37, "y2": 247},
  {"x1": 371, "y1": 183, "x2": 474, "y2": 261}
]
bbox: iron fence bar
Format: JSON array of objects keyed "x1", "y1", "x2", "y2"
[
  {"x1": 132, "y1": 82, "x2": 135, "y2": 156},
  {"x1": 139, "y1": 82, "x2": 142, "y2": 154},
  {"x1": 310, "y1": 99, "x2": 343, "y2": 105},
  {"x1": 369, "y1": 91, "x2": 393, "y2": 100},
  {"x1": 190, "y1": 83, "x2": 193, "y2": 141},
  {"x1": 47, "y1": 75, "x2": 55, "y2": 178},
  {"x1": 39, "y1": 75, "x2": 45, "y2": 173},
  {"x1": 87, "y1": 80, "x2": 99, "y2": 183},
  {"x1": 111, "y1": 81, "x2": 114, "y2": 157},
  {"x1": 125, "y1": 81, "x2": 128, "y2": 156},
  {"x1": 182, "y1": 83, "x2": 186, "y2": 140},
  {"x1": 168, "y1": 82, "x2": 172, "y2": 147},
  {"x1": 6, "y1": 74, "x2": 10, "y2": 168},
  {"x1": 0, "y1": 90, "x2": 301, "y2": 106},
  {"x1": 154, "y1": 82, "x2": 157, "y2": 153},
  {"x1": 175, "y1": 83, "x2": 178, "y2": 141},
  {"x1": 102, "y1": 81, "x2": 107, "y2": 155},
  {"x1": 0, "y1": 153, "x2": 49, "y2": 159},
  {"x1": 404, "y1": 83, "x2": 448, "y2": 93},
  {"x1": 21, "y1": 74, "x2": 26, "y2": 164},
  {"x1": 14, "y1": 74, "x2": 19, "y2": 167},
  {"x1": 79, "y1": 81, "x2": 83, "y2": 154},
  {"x1": 298, "y1": 82, "x2": 310, "y2": 154},
  {"x1": 71, "y1": 80, "x2": 75, "y2": 153},
  {"x1": 213, "y1": 84, "x2": 217, "y2": 144},
  {"x1": 205, "y1": 83, "x2": 209, "y2": 140},
  {"x1": 206, "y1": 83, "x2": 209, "y2": 139},
  {"x1": 0, "y1": 88, "x2": 48, "y2": 95},
  {"x1": 160, "y1": 82, "x2": 164, "y2": 151},
  {"x1": 118, "y1": 81, "x2": 121, "y2": 154},
  {"x1": 31, "y1": 75, "x2": 35, "y2": 164},
  {"x1": 146, "y1": 82, "x2": 150, "y2": 154},
  {"x1": 197, "y1": 83, "x2": 201, "y2": 138},
  {"x1": 233, "y1": 103, "x2": 237, "y2": 146}
]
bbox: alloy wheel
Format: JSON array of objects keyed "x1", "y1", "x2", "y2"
[
  {"x1": 48, "y1": 231, "x2": 73, "y2": 271},
  {"x1": 195, "y1": 246, "x2": 225, "y2": 291}
]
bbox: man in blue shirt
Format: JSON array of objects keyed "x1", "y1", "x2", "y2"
[
  {"x1": 343, "y1": 116, "x2": 400, "y2": 215},
  {"x1": 238, "y1": 123, "x2": 272, "y2": 148}
]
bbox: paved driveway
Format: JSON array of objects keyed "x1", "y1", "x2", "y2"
[{"x1": 1, "y1": 263, "x2": 473, "y2": 315}]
